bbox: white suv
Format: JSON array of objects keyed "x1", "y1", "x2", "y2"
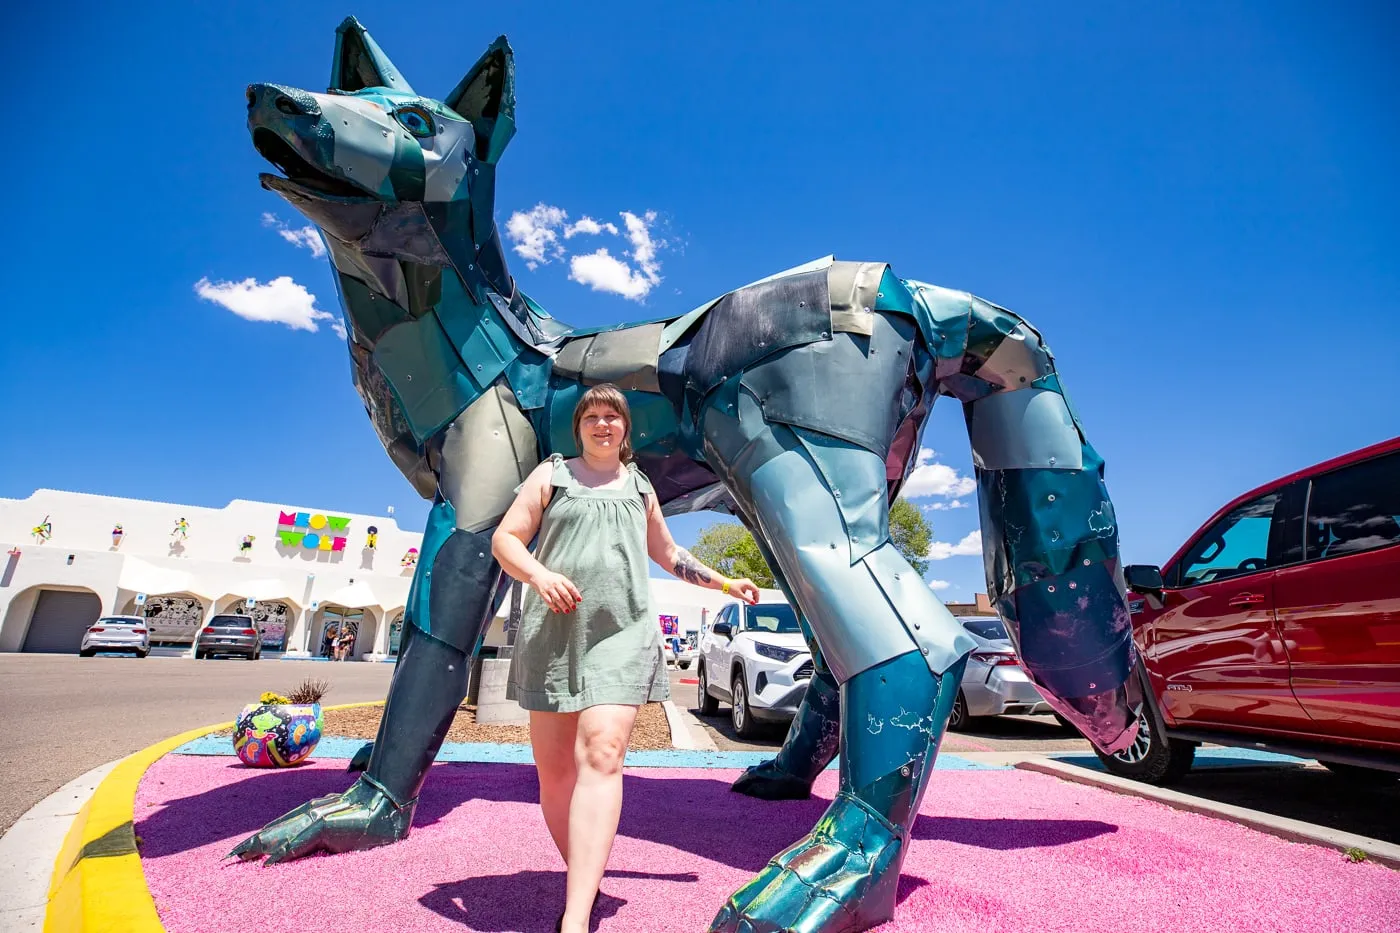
[{"x1": 696, "y1": 602, "x2": 813, "y2": 737}]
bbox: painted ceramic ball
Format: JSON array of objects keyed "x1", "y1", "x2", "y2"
[{"x1": 233, "y1": 702, "x2": 323, "y2": 767}]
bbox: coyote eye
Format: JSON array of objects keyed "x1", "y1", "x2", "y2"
[{"x1": 393, "y1": 107, "x2": 435, "y2": 139}]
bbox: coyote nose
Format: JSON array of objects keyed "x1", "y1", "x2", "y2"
[{"x1": 246, "y1": 84, "x2": 321, "y2": 118}]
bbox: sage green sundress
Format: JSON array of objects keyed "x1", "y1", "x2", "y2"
[{"x1": 506, "y1": 454, "x2": 670, "y2": 712}]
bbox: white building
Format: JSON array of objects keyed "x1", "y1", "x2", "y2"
[{"x1": 1, "y1": 489, "x2": 777, "y2": 661}]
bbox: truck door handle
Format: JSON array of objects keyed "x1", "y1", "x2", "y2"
[{"x1": 1228, "y1": 592, "x2": 1266, "y2": 608}]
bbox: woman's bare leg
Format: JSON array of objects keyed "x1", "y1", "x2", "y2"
[
  {"x1": 529, "y1": 710, "x2": 580, "y2": 864},
  {"x1": 562, "y1": 703, "x2": 638, "y2": 933}
]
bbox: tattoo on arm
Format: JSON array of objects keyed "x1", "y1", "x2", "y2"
[{"x1": 673, "y1": 548, "x2": 714, "y2": 586}]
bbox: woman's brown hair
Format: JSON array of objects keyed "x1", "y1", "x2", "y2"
[{"x1": 572, "y1": 383, "x2": 635, "y2": 464}]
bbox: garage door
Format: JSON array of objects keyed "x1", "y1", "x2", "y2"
[{"x1": 21, "y1": 590, "x2": 102, "y2": 653}]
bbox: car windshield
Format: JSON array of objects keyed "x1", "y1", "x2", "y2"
[
  {"x1": 746, "y1": 604, "x2": 801, "y2": 634},
  {"x1": 962, "y1": 617, "x2": 1009, "y2": 640},
  {"x1": 209, "y1": 617, "x2": 250, "y2": 629},
  {"x1": 97, "y1": 617, "x2": 142, "y2": 627}
]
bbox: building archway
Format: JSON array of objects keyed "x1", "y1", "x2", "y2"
[
  {"x1": 123, "y1": 593, "x2": 207, "y2": 645},
  {"x1": 224, "y1": 599, "x2": 295, "y2": 652},
  {"x1": 17, "y1": 586, "x2": 103, "y2": 653},
  {"x1": 387, "y1": 611, "x2": 406, "y2": 656},
  {"x1": 314, "y1": 605, "x2": 365, "y2": 659}
]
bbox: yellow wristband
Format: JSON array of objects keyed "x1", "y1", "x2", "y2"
[{"x1": 722, "y1": 580, "x2": 731, "y2": 595}]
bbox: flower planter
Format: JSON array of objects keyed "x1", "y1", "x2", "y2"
[{"x1": 233, "y1": 702, "x2": 323, "y2": 767}]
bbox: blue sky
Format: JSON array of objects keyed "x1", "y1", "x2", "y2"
[{"x1": 2, "y1": 2, "x2": 1396, "y2": 598}]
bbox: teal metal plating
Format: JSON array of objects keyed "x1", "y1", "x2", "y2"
[{"x1": 232, "y1": 18, "x2": 1141, "y2": 933}]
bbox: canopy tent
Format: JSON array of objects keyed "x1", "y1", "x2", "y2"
[
  {"x1": 116, "y1": 558, "x2": 209, "y2": 600},
  {"x1": 319, "y1": 580, "x2": 381, "y2": 610}
]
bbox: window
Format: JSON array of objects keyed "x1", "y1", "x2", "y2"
[
  {"x1": 962, "y1": 617, "x2": 1009, "y2": 640},
  {"x1": 1178, "y1": 492, "x2": 1280, "y2": 586},
  {"x1": 1306, "y1": 451, "x2": 1400, "y2": 561},
  {"x1": 209, "y1": 616, "x2": 250, "y2": 628},
  {"x1": 747, "y1": 604, "x2": 801, "y2": 634}
]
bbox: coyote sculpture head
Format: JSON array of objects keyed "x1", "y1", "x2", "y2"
[{"x1": 247, "y1": 17, "x2": 516, "y2": 295}]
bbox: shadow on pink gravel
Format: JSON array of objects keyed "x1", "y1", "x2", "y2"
[{"x1": 137, "y1": 761, "x2": 1118, "y2": 867}]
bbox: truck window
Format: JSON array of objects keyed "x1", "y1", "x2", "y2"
[
  {"x1": 1178, "y1": 492, "x2": 1280, "y2": 586},
  {"x1": 1305, "y1": 450, "x2": 1400, "y2": 560}
]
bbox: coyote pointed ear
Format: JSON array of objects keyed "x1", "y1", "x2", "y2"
[
  {"x1": 444, "y1": 36, "x2": 516, "y2": 164},
  {"x1": 330, "y1": 17, "x2": 415, "y2": 94}
]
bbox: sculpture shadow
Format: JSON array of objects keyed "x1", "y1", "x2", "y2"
[{"x1": 137, "y1": 760, "x2": 1116, "y2": 873}]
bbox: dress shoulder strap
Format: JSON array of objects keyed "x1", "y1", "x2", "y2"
[
  {"x1": 547, "y1": 453, "x2": 575, "y2": 489},
  {"x1": 626, "y1": 461, "x2": 656, "y2": 497}
]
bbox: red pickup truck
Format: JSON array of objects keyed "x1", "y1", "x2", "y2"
[{"x1": 1102, "y1": 436, "x2": 1399, "y2": 784}]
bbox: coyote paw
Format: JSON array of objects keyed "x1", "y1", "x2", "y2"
[
  {"x1": 707, "y1": 794, "x2": 903, "y2": 933},
  {"x1": 228, "y1": 775, "x2": 413, "y2": 864}
]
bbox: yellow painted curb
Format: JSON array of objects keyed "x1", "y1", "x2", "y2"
[{"x1": 44, "y1": 701, "x2": 387, "y2": 932}]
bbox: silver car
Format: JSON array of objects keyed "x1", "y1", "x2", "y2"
[
  {"x1": 79, "y1": 615, "x2": 150, "y2": 658},
  {"x1": 949, "y1": 616, "x2": 1052, "y2": 729},
  {"x1": 194, "y1": 614, "x2": 263, "y2": 660}
]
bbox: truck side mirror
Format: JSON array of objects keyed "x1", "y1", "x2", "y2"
[
  {"x1": 1124, "y1": 564, "x2": 1165, "y2": 593},
  {"x1": 712, "y1": 621, "x2": 732, "y2": 639}
]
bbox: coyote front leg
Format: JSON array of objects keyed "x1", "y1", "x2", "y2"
[{"x1": 231, "y1": 386, "x2": 538, "y2": 863}]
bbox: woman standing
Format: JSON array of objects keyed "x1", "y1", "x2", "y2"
[{"x1": 493, "y1": 384, "x2": 759, "y2": 933}]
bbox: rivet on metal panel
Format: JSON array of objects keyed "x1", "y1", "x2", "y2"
[
  {"x1": 447, "y1": 664, "x2": 454, "y2": 671},
  {"x1": 1051, "y1": 531, "x2": 1060, "y2": 541},
  {"x1": 406, "y1": 374, "x2": 413, "y2": 381},
  {"x1": 1047, "y1": 494, "x2": 1056, "y2": 502},
  {"x1": 1048, "y1": 457, "x2": 1056, "y2": 465},
  {"x1": 1084, "y1": 559, "x2": 1092, "y2": 566},
  {"x1": 893, "y1": 574, "x2": 900, "y2": 580},
  {"x1": 474, "y1": 168, "x2": 479, "y2": 175},
  {"x1": 833, "y1": 490, "x2": 842, "y2": 498},
  {"x1": 799, "y1": 301, "x2": 806, "y2": 307},
  {"x1": 913, "y1": 622, "x2": 920, "y2": 629},
  {"x1": 877, "y1": 293, "x2": 884, "y2": 298},
  {"x1": 820, "y1": 332, "x2": 829, "y2": 339},
  {"x1": 425, "y1": 571, "x2": 432, "y2": 578},
  {"x1": 862, "y1": 307, "x2": 871, "y2": 314},
  {"x1": 1089, "y1": 682, "x2": 1097, "y2": 689},
  {"x1": 829, "y1": 543, "x2": 836, "y2": 549},
  {"x1": 476, "y1": 365, "x2": 483, "y2": 371},
  {"x1": 921, "y1": 647, "x2": 929, "y2": 655},
  {"x1": 758, "y1": 340, "x2": 766, "y2": 348},
  {"x1": 468, "y1": 264, "x2": 474, "y2": 271},
  {"x1": 1068, "y1": 582, "x2": 1078, "y2": 589},
  {"x1": 1046, "y1": 584, "x2": 1055, "y2": 593},
  {"x1": 899, "y1": 766, "x2": 910, "y2": 777},
  {"x1": 478, "y1": 553, "x2": 485, "y2": 559}
]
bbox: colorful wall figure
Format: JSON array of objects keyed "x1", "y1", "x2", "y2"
[
  {"x1": 31, "y1": 517, "x2": 52, "y2": 543},
  {"x1": 171, "y1": 518, "x2": 189, "y2": 542},
  {"x1": 240, "y1": 534, "x2": 256, "y2": 554},
  {"x1": 366, "y1": 526, "x2": 379, "y2": 549},
  {"x1": 111, "y1": 524, "x2": 124, "y2": 548}
]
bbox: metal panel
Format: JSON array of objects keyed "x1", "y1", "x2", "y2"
[
  {"x1": 683, "y1": 270, "x2": 831, "y2": 404},
  {"x1": 790, "y1": 426, "x2": 889, "y2": 563},
  {"x1": 581, "y1": 322, "x2": 664, "y2": 393},
  {"x1": 827, "y1": 261, "x2": 886, "y2": 336},
  {"x1": 371, "y1": 316, "x2": 479, "y2": 443},
  {"x1": 968, "y1": 387, "x2": 1084, "y2": 471},
  {"x1": 438, "y1": 384, "x2": 540, "y2": 533},
  {"x1": 974, "y1": 320, "x2": 1054, "y2": 391},
  {"x1": 740, "y1": 312, "x2": 914, "y2": 457}
]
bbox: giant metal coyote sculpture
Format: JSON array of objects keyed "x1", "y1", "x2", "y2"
[{"x1": 234, "y1": 18, "x2": 1140, "y2": 933}]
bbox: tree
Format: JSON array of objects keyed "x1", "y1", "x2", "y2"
[
  {"x1": 689, "y1": 498, "x2": 937, "y2": 588},
  {"x1": 688, "y1": 522, "x2": 776, "y2": 588},
  {"x1": 888, "y1": 497, "x2": 933, "y2": 576}
]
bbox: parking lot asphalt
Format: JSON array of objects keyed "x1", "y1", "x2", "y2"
[
  {"x1": 663, "y1": 667, "x2": 1400, "y2": 846},
  {"x1": 0, "y1": 653, "x2": 394, "y2": 835}
]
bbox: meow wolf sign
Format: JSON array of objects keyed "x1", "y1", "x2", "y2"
[{"x1": 277, "y1": 511, "x2": 350, "y2": 551}]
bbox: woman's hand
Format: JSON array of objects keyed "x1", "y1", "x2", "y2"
[
  {"x1": 531, "y1": 569, "x2": 582, "y2": 614},
  {"x1": 727, "y1": 578, "x2": 761, "y2": 606}
]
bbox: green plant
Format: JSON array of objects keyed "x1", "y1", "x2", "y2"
[
  {"x1": 284, "y1": 677, "x2": 330, "y2": 705},
  {"x1": 1345, "y1": 847, "x2": 1369, "y2": 863}
]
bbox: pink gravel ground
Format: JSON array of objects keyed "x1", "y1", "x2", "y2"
[{"x1": 136, "y1": 756, "x2": 1399, "y2": 933}]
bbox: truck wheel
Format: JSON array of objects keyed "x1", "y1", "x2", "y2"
[
  {"x1": 731, "y1": 670, "x2": 760, "y2": 739},
  {"x1": 696, "y1": 663, "x2": 719, "y2": 715},
  {"x1": 1095, "y1": 666, "x2": 1196, "y2": 785}
]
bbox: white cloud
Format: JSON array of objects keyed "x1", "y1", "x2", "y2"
[
  {"x1": 569, "y1": 249, "x2": 656, "y2": 301},
  {"x1": 262, "y1": 212, "x2": 326, "y2": 258},
  {"x1": 924, "y1": 499, "x2": 969, "y2": 511},
  {"x1": 564, "y1": 216, "x2": 619, "y2": 238},
  {"x1": 622, "y1": 210, "x2": 663, "y2": 283},
  {"x1": 504, "y1": 203, "x2": 666, "y2": 300},
  {"x1": 927, "y1": 530, "x2": 982, "y2": 560},
  {"x1": 330, "y1": 318, "x2": 348, "y2": 340},
  {"x1": 505, "y1": 203, "x2": 568, "y2": 269},
  {"x1": 927, "y1": 579, "x2": 952, "y2": 591},
  {"x1": 903, "y1": 448, "x2": 977, "y2": 499},
  {"x1": 195, "y1": 276, "x2": 335, "y2": 333}
]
